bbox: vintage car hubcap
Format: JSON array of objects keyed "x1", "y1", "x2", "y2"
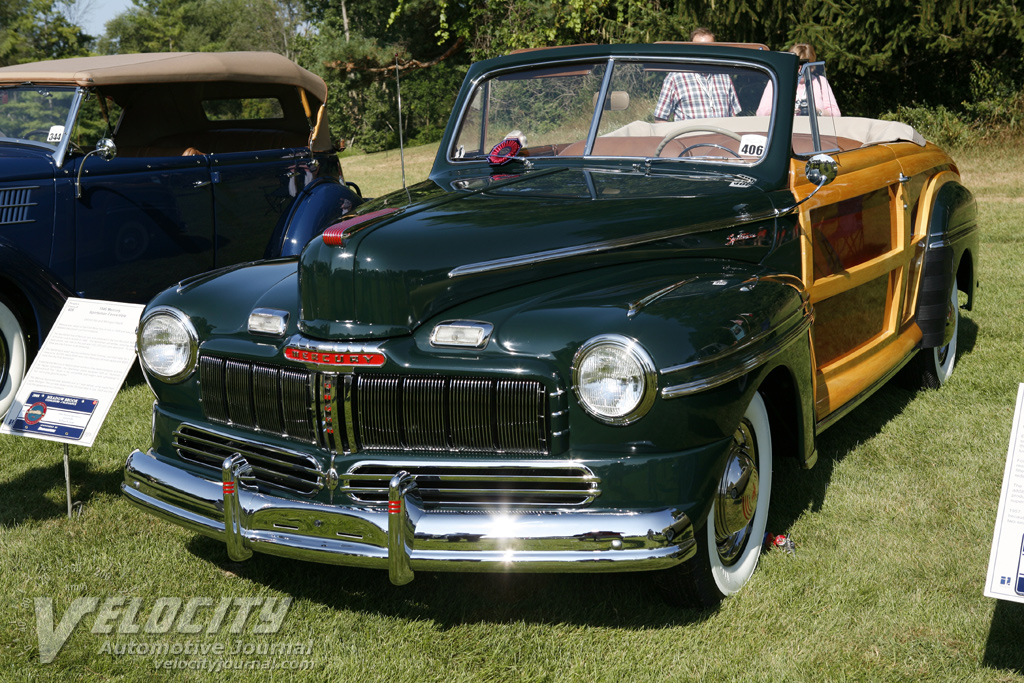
[{"x1": 714, "y1": 420, "x2": 759, "y2": 566}]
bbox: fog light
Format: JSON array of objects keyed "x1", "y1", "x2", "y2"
[
  {"x1": 248, "y1": 308, "x2": 289, "y2": 336},
  {"x1": 430, "y1": 321, "x2": 493, "y2": 349}
]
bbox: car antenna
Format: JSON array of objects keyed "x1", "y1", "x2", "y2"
[{"x1": 395, "y1": 54, "x2": 409, "y2": 200}]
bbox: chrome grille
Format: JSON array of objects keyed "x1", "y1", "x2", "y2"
[
  {"x1": 199, "y1": 354, "x2": 550, "y2": 457},
  {"x1": 353, "y1": 375, "x2": 548, "y2": 454},
  {"x1": 200, "y1": 356, "x2": 316, "y2": 443},
  {"x1": 174, "y1": 426, "x2": 323, "y2": 495},
  {"x1": 342, "y1": 461, "x2": 600, "y2": 506},
  {"x1": 0, "y1": 186, "x2": 37, "y2": 225}
]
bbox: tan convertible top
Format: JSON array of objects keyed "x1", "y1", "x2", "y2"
[{"x1": 0, "y1": 52, "x2": 327, "y2": 103}]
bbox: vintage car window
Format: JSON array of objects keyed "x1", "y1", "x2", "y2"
[
  {"x1": 72, "y1": 90, "x2": 124, "y2": 148},
  {"x1": 451, "y1": 62, "x2": 607, "y2": 161},
  {"x1": 593, "y1": 60, "x2": 771, "y2": 163},
  {"x1": 0, "y1": 86, "x2": 78, "y2": 149},
  {"x1": 202, "y1": 97, "x2": 285, "y2": 121},
  {"x1": 793, "y1": 62, "x2": 840, "y2": 156},
  {"x1": 450, "y1": 60, "x2": 772, "y2": 165}
]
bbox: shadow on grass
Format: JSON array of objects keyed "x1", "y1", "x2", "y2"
[
  {"x1": 179, "y1": 316, "x2": 983, "y2": 629},
  {"x1": 0, "y1": 456, "x2": 124, "y2": 525},
  {"x1": 768, "y1": 313, "x2": 979, "y2": 536},
  {"x1": 984, "y1": 600, "x2": 1024, "y2": 674}
]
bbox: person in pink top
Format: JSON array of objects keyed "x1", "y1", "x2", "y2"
[{"x1": 756, "y1": 43, "x2": 841, "y2": 117}]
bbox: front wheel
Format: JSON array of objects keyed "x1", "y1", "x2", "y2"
[
  {"x1": 655, "y1": 391, "x2": 773, "y2": 608},
  {"x1": 0, "y1": 298, "x2": 28, "y2": 417}
]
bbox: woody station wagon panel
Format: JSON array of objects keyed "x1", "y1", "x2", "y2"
[{"x1": 123, "y1": 43, "x2": 978, "y2": 606}]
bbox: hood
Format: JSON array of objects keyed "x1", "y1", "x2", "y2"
[
  {"x1": 0, "y1": 146, "x2": 56, "y2": 182},
  {"x1": 299, "y1": 167, "x2": 786, "y2": 340}
]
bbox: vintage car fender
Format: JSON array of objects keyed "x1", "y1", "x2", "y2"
[
  {"x1": 0, "y1": 238, "x2": 74, "y2": 413},
  {"x1": 412, "y1": 259, "x2": 818, "y2": 472},
  {"x1": 915, "y1": 174, "x2": 979, "y2": 348},
  {"x1": 263, "y1": 177, "x2": 363, "y2": 259}
]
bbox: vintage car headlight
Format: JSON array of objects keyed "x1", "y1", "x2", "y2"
[
  {"x1": 137, "y1": 307, "x2": 198, "y2": 382},
  {"x1": 572, "y1": 334, "x2": 657, "y2": 425}
]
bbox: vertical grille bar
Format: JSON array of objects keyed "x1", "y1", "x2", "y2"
[
  {"x1": 404, "y1": 377, "x2": 447, "y2": 449},
  {"x1": 450, "y1": 378, "x2": 493, "y2": 450},
  {"x1": 498, "y1": 379, "x2": 545, "y2": 452},
  {"x1": 252, "y1": 365, "x2": 283, "y2": 434},
  {"x1": 357, "y1": 376, "x2": 402, "y2": 448},
  {"x1": 199, "y1": 356, "x2": 228, "y2": 422},
  {"x1": 224, "y1": 359, "x2": 255, "y2": 427},
  {"x1": 281, "y1": 368, "x2": 314, "y2": 442}
]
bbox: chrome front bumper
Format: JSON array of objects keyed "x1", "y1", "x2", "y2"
[{"x1": 123, "y1": 449, "x2": 696, "y2": 584}]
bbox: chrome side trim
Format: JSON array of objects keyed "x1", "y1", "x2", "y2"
[
  {"x1": 449, "y1": 212, "x2": 777, "y2": 278},
  {"x1": 661, "y1": 311, "x2": 812, "y2": 399},
  {"x1": 628, "y1": 277, "x2": 699, "y2": 318}
]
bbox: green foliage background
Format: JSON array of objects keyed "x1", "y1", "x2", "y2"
[{"x1": 3, "y1": 0, "x2": 1024, "y2": 152}]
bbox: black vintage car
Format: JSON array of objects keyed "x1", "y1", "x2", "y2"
[
  {"x1": 0, "y1": 52, "x2": 361, "y2": 416},
  {"x1": 123, "y1": 43, "x2": 978, "y2": 606}
]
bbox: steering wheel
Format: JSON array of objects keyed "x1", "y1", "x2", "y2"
[
  {"x1": 22, "y1": 129, "x2": 52, "y2": 142},
  {"x1": 654, "y1": 124, "x2": 742, "y2": 157}
]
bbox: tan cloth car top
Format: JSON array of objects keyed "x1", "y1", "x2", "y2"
[{"x1": 0, "y1": 52, "x2": 327, "y2": 103}]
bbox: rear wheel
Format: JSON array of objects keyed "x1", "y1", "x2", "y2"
[
  {"x1": 655, "y1": 391, "x2": 772, "y2": 608},
  {"x1": 908, "y1": 286, "x2": 959, "y2": 389},
  {"x1": 0, "y1": 298, "x2": 28, "y2": 417}
]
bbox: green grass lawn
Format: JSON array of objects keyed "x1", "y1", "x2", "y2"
[{"x1": 2, "y1": 142, "x2": 1023, "y2": 681}]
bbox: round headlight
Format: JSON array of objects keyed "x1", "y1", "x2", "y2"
[
  {"x1": 572, "y1": 335, "x2": 657, "y2": 425},
  {"x1": 138, "y1": 307, "x2": 198, "y2": 382}
]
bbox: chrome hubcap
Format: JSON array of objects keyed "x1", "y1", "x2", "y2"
[{"x1": 714, "y1": 419, "x2": 759, "y2": 566}]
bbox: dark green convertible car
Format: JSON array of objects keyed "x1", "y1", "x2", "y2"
[{"x1": 123, "y1": 43, "x2": 978, "y2": 606}]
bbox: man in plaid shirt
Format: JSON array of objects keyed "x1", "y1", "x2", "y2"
[
  {"x1": 654, "y1": 71, "x2": 741, "y2": 121},
  {"x1": 654, "y1": 28, "x2": 741, "y2": 121}
]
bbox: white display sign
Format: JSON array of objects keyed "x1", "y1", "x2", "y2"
[
  {"x1": 1, "y1": 298, "x2": 144, "y2": 448},
  {"x1": 985, "y1": 384, "x2": 1024, "y2": 603}
]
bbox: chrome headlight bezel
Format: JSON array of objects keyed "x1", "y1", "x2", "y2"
[
  {"x1": 137, "y1": 306, "x2": 199, "y2": 383},
  {"x1": 571, "y1": 334, "x2": 657, "y2": 426}
]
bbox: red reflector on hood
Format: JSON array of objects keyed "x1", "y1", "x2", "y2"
[{"x1": 322, "y1": 208, "x2": 400, "y2": 246}]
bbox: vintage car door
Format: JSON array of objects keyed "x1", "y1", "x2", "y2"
[
  {"x1": 71, "y1": 153, "x2": 216, "y2": 303},
  {"x1": 209, "y1": 147, "x2": 313, "y2": 266},
  {"x1": 791, "y1": 85, "x2": 917, "y2": 424}
]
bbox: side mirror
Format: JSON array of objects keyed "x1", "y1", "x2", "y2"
[
  {"x1": 75, "y1": 138, "x2": 118, "y2": 199},
  {"x1": 804, "y1": 153, "x2": 837, "y2": 186},
  {"x1": 94, "y1": 137, "x2": 117, "y2": 161}
]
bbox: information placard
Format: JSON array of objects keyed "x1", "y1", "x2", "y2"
[
  {"x1": 1, "y1": 298, "x2": 144, "y2": 448},
  {"x1": 985, "y1": 384, "x2": 1024, "y2": 603}
]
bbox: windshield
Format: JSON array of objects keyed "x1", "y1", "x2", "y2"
[
  {"x1": 0, "y1": 86, "x2": 79, "y2": 149},
  {"x1": 450, "y1": 59, "x2": 774, "y2": 166}
]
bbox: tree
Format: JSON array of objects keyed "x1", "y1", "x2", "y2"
[
  {"x1": 1, "y1": 0, "x2": 92, "y2": 66},
  {"x1": 98, "y1": 0, "x2": 306, "y2": 57}
]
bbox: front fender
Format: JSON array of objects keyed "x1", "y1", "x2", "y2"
[
  {"x1": 264, "y1": 178, "x2": 363, "y2": 259},
  {"x1": 917, "y1": 176, "x2": 978, "y2": 348},
  {"x1": 0, "y1": 237, "x2": 73, "y2": 348},
  {"x1": 421, "y1": 259, "x2": 811, "y2": 452}
]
